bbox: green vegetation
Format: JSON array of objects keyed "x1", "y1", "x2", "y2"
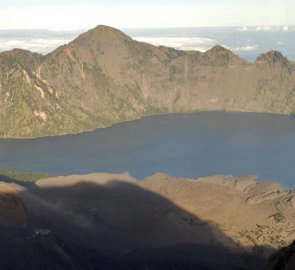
[{"x1": 0, "y1": 169, "x2": 54, "y2": 182}]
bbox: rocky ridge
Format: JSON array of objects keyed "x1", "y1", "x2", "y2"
[{"x1": 1, "y1": 25, "x2": 295, "y2": 137}]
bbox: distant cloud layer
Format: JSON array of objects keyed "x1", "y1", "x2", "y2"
[
  {"x1": 0, "y1": 30, "x2": 80, "y2": 54},
  {"x1": 133, "y1": 36, "x2": 217, "y2": 52},
  {"x1": 237, "y1": 25, "x2": 295, "y2": 32},
  {"x1": 0, "y1": 27, "x2": 294, "y2": 62},
  {"x1": 223, "y1": 45, "x2": 258, "y2": 52},
  {"x1": 0, "y1": 38, "x2": 72, "y2": 54}
]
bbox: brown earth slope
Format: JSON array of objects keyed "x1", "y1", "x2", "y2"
[
  {"x1": 1, "y1": 25, "x2": 295, "y2": 138},
  {"x1": 0, "y1": 172, "x2": 294, "y2": 269}
]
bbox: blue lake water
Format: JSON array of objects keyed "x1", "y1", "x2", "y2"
[{"x1": 1, "y1": 112, "x2": 295, "y2": 188}]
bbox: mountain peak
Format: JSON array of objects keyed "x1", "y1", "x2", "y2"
[
  {"x1": 65, "y1": 24, "x2": 132, "y2": 53},
  {"x1": 0, "y1": 25, "x2": 295, "y2": 138},
  {"x1": 203, "y1": 45, "x2": 245, "y2": 65},
  {"x1": 75, "y1": 24, "x2": 131, "y2": 43},
  {"x1": 91, "y1": 24, "x2": 121, "y2": 32},
  {"x1": 207, "y1": 45, "x2": 232, "y2": 54},
  {"x1": 256, "y1": 50, "x2": 289, "y2": 65}
]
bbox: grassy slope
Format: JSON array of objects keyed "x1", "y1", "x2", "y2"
[{"x1": 0, "y1": 169, "x2": 53, "y2": 183}]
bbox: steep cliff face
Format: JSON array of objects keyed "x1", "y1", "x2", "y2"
[{"x1": 1, "y1": 25, "x2": 295, "y2": 138}]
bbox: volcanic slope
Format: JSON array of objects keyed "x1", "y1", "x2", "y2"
[
  {"x1": 0, "y1": 172, "x2": 295, "y2": 269},
  {"x1": 1, "y1": 25, "x2": 295, "y2": 137}
]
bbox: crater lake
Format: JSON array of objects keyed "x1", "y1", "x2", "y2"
[{"x1": 1, "y1": 112, "x2": 295, "y2": 188}]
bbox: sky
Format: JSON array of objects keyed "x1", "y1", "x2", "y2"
[{"x1": 0, "y1": 0, "x2": 294, "y2": 30}]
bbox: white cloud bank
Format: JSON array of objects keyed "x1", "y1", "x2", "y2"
[
  {"x1": 133, "y1": 36, "x2": 217, "y2": 52},
  {"x1": 237, "y1": 25, "x2": 295, "y2": 32},
  {"x1": 222, "y1": 44, "x2": 258, "y2": 52},
  {"x1": 230, "y1": 45, "x2": 257, "y2": 52},
  {"x1": 0, "y1": 38, "x2": 72, "y2": 54},
  {"x1": 238, "y1": 26, "x2": 249, "y2": 32}
]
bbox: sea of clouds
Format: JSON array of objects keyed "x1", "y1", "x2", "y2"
[
  {"x1": 0, "y1": 26, "x2": 294, "y2": 61},
  {"x1": 238, "y1": 25, "x2": 295, "y2": 32},
  {"x1": 133, "y1": 36, "x2": 260, "y2": 55},
  {"x1": 0, "y1": 37, "x2": 72, "y2": 54},
  {"x1": 133, "y1": 36, "x2": 217, "y2": 52},
  {"x1": 0, "y1": 29, "x2": 81, "y2": 54}
]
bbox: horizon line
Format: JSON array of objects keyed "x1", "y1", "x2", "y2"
[{"x1": 0, "y1": 24, "x2": 295, "y2": 31}]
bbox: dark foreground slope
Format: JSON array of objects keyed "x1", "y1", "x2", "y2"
[
  {"x1": 1, "y1": 25, "x2": 295, "y2": 138},
  {"x1": 266, "y1": 240, "x2": 295, "y2": 270},
  {"x1": 1, "y1": 172, "x2": 295, "y2": 269}
]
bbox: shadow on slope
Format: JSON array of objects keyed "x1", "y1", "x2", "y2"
[
  {"x1": 265, "y1": 239, "x2": 295, "y2": 270},
  {"x1": 0, "y1": 177, "x2": 270, "y2": 269}
]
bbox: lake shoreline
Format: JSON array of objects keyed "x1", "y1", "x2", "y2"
[
  {"x1": 2, "y1": 109, "x2": 294, "y2": 140},
  {"x1": 1, "y1": 111, "x2": 295, "y2": 187}
]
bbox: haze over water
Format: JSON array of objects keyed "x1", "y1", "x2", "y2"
[{"x1": 1, "y1": 112, "x2": 295, "y2": 188}]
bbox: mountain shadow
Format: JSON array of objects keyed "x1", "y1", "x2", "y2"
[
  {"x1": 265, "y1": 239, "x2": 295, "y2": 270},
  {"x1": 0, "y1": 175, "x2": 271, "y2": 269}
]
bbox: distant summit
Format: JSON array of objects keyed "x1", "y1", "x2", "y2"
[
  {"x1": 0, "y1": 25, "x2": 295, "y2": 138},
  {"x1": 203, "y1": 45, "x2": 246, "y2": 66},
  {"x1": 256, "y1": 50, "x2": 290, "y2": 66},
  {"x1": 70, "y1": 25, "x2": 132, "y2": 47}
]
